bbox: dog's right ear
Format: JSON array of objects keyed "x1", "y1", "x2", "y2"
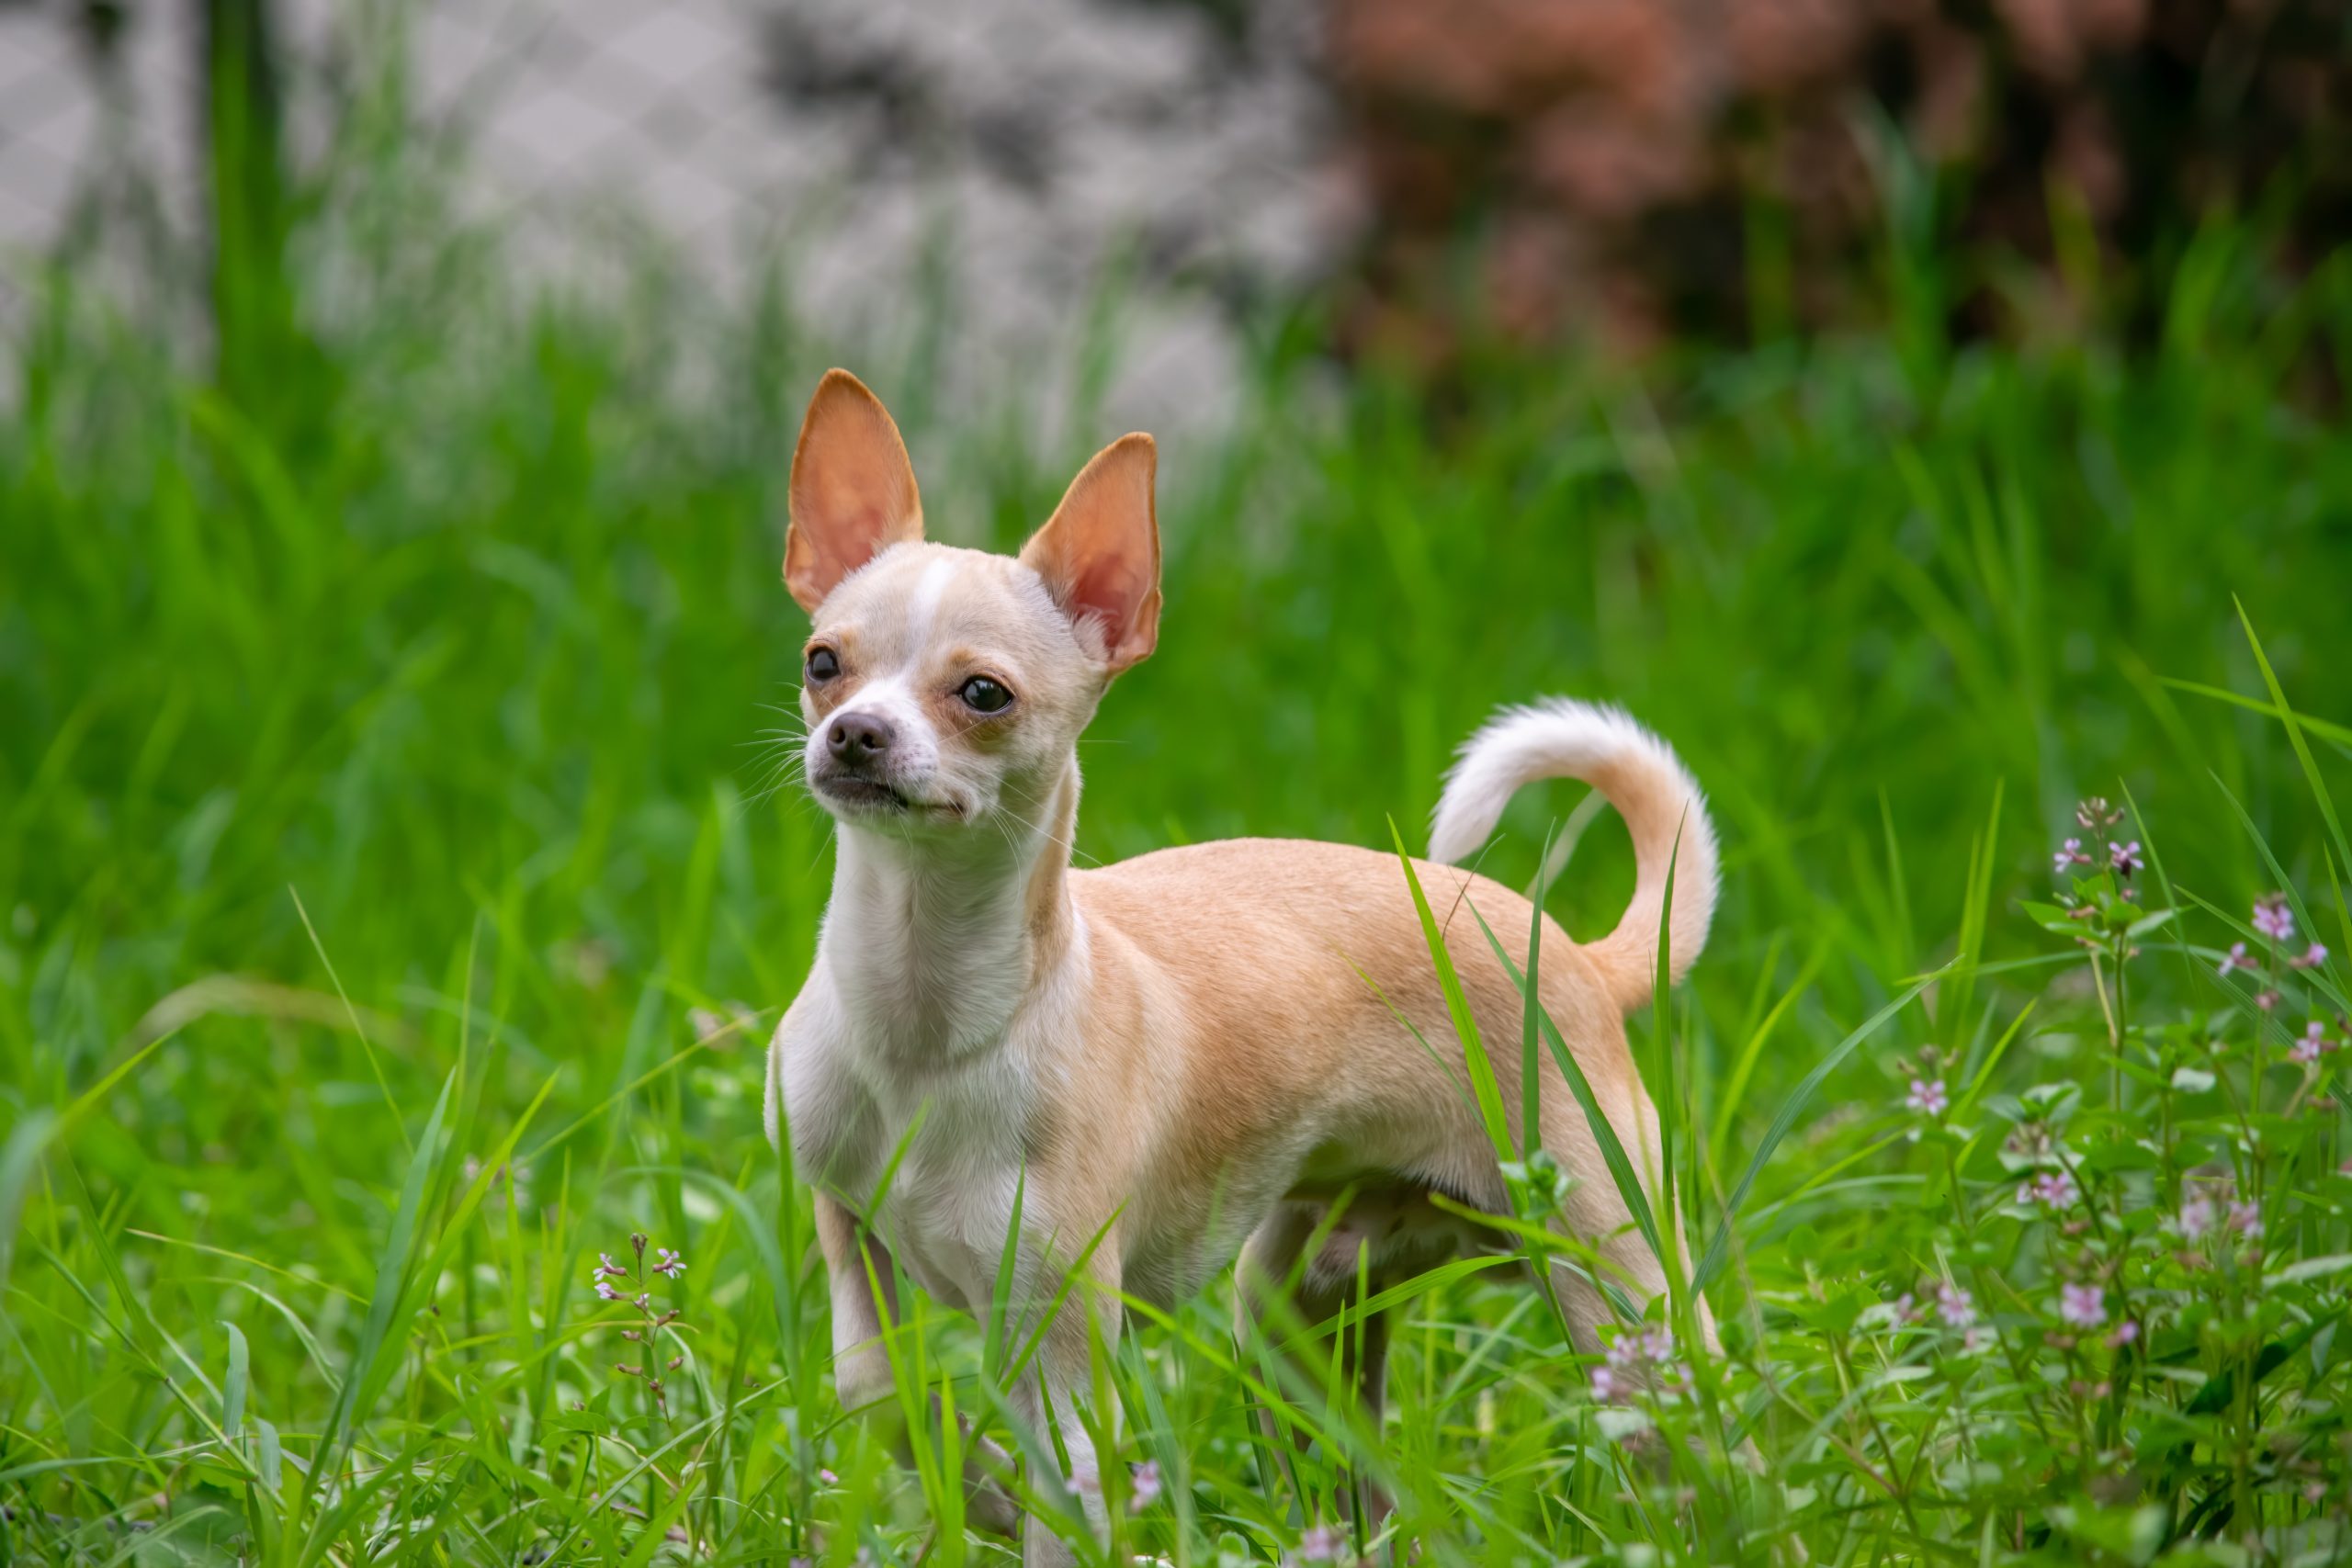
[{"x1": 785, "y1": 369, "x2": 924, "y2": 613}]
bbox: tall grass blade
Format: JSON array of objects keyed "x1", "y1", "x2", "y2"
[
  {"x1": 303, "y1": 1070, "x2": 453, "y2": 1518},
  {"x1": 1692, "y1": 966, "x2": 1947, "y2": 1292},
  {"x1": 221, "y1": 1320, "x2": 250, "y2": 1436},
  {"x1": 1469, "y1": 908, "x2": 1665, "y2": 1268},
  {"x1": 2235, "y1": 600, "x2": 2352, "y2": 889},
  {"x1": 1389, "y1": 818, "x2": 1513, "y2": 1163},
  {"x1": 1522, "y1": 819, "x2": 1555, "y2": 1155}
]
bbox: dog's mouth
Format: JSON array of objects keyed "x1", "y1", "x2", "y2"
[{"x1": 812, "y1": 773, "x2": 960, "y2": 819}]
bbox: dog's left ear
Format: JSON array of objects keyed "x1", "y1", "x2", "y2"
[{"x1": 1020, "y1": 433, "x2": 1161, "y2": 674}]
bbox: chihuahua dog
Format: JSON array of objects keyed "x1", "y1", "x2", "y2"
[{"x1": 763, "y1": 370, "x2": 1718, "y2": 1563}]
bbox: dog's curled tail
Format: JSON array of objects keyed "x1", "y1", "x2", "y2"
[{"x1": 1428, "y1": 698, "x2": 1718, "y2": 1010}]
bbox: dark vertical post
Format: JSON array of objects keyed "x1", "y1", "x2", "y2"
[{"x1": 203, "y1": 0, "x2": 291, "y2": 419}]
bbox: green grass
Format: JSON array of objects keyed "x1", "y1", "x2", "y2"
[{"x1": 6, "y1": 96, "x2": 2352, "y2": 1566}]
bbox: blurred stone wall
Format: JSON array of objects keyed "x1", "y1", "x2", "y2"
[{"x1": 0, "y1": 0, "x2": 1342, "y2": 434}]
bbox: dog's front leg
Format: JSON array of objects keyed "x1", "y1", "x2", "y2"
[
  {"x1": 1011, "y1": 1247, "x2": 1124, "y2": 1568},
  {"x1": 814, "y1": 1194, "x2": 1023, "y2": 1536},
  {"x1": 814, "y1": 1190, "x2": 900, "y2": 1414}
]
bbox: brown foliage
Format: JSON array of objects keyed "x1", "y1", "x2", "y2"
[{"x1": 1322, "y1": 0, "x2": 2352, "y2": 352}]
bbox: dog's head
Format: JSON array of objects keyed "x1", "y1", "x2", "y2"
[{"x1": 782, "y1": 369, "x2": 1160, "y2": 839}]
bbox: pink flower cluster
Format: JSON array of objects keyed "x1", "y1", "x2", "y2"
[
  {"x1": 2177, "y1": 1191, "x2": 2262, "y2": 1243},
  {"x1": 2290, "y1": 1020, "x2": 2343, "y2": 1067},
  {"x1": 1893, "y1": 1280, "x2": 1986, "y2": 1352},
  {"x1": 2253, "y1": 896, "x2": 2296, "y2": 943},
  {"x1": 2215, "y1": 896, "x2": 2327, "y2": 1021},
  {"x1": 2059, "y1": 1281, "x2": 2105, "y2": 1327},
  {"x1": 1295, "y1": 1523, "x2": 1348, "y2": 1562},
  {"x1": 2052, "y1": 800, "x2": 2138, "y2": 881},
  {"x1": 2016, "y1": 1168, "x2": 2080, "y2": 1210},
  {"x1": 1590, "y1": 1324, "x2": 1690, "y2": 1404}
]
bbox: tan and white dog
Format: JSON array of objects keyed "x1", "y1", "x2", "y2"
[{"x1": 763, "y1": 370, "x2": 1718, "y2": 1562}]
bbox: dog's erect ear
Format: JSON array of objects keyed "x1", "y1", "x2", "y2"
[
  {"x1": 785, "y1": 369, "x2": 924, "y2": 613},
  {"x1": 1021, "y1": 434, "x2": 1161, "y2": 674}
]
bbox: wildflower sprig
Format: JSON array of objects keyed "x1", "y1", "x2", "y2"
[
  {"x1": 590, "y1": 1231, "x2": 690, "y2": 1417},
  {"x1": 2026, "y1": 799, "x2": 2170, "y2": 965}
]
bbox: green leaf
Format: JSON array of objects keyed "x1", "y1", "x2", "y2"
[
  {"x1": 2022, "y1": 901, "x2": 2088, "y2": 934},
  {"x1": 2272, "y1": 1253, "x2": 2352, "y2": 1285},
  {"x1": 0, "y1": 1110, "x2": 56, "y2": 1292},
  {"x1": 220, "y1": 1321, "x2": 249, "y2": 1436}
]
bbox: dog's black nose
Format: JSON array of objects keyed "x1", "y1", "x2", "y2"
[{"x1": 827, "y1": 711, "x2": 896, "y2": 769}]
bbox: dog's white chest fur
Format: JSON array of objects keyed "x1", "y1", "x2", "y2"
[{"x1": 775, "y1": 989, "x2": 1040, "y2": 1302}]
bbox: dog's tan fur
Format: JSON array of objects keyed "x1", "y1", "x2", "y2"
[{"x1": 763, "y1": 370, "x2": 1719, "y2": 1562}]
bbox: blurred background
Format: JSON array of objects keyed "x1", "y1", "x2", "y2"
[{"x1": 5, "y1": 0, "x2": 2348, "y2": 427}]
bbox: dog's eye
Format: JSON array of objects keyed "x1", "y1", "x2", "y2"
[
  {"x1": 806, "y1": 647, "x2": 841, "y2": 683},
  {"x1": 959, "y1": 676, "x2": 1013, "y2": 714}
]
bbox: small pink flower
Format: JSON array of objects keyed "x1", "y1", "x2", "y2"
[
  {"x1": 1890, "y1": 1292, "x2": 1920, "y2": 1325},
  {"x1": 1592, "y1": 1325, "x2": 1687, "y2": 1404},
  {"x1": 2228, "y1": 1200, "x2": 2262, "y2": 1239},
  {"x1": 2053, "y1": 838, "x2": 2092, "y2": 874},
  {"x1": 594, "y1": 1252, "x2": 629, "y2": 1280},
  {"x1": 1936, "y1": 1281, "x2": 1975, "y2": 1329},
  {"x1": 2108, "y1": 1320, "x2": 2140, "y2": 1348},
  {"x1": 2289, "y1": 942, "x2": 2329, "y2": 970},
  {"x1": 2017, "y1": 1169, "x2": 2080, "y2": 1209},
  {"x1": 2109, "y1": 840, "x2": 2143, "y2": 877},
  {"x1": 2291, "y1": 1024, "x2": 2325, "y2": 1066},
  {"x1": 2253, "y1": 896, "x2": 2296, "y2": 943},
  {"x1": 1906, "y1": 1078, "x2": 1949, "y2": 1117},
  {"x1": 1129, "y1": 1460, "x2": 1162, "y2": 1509},
  {"x1": 819, "y1": 1468, "x2": 840, "y2": 1485},
  {"x1": 652, "y1": 1248, "x2": 687, "y2": 1277},
  {"x1": 594, "y1": 1281, "x2": 622, "y2": 1302},
  {"x1": 2255, "y1": 989, "x2": 2280, "y2": 1013},
  {"x1": 2059, "y1": 1283, "x2": 2106, "y2": 1327},
  {"x1": 2177, "y1": 1194, "x2": 2215, "y2": 1241},
  {"x1": 1298, "y1": 1523, "x2": 1346, "y2": 1562},
  {"x1": 2218, "y1": 942, "x2": 2251, "y2": 976}
]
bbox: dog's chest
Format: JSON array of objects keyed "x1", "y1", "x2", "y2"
[{"x1": 808, "y1": 1038, "x2": 1037, "y2": 1311}]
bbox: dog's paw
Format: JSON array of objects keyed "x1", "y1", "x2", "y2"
[
  {"x1": 963, "y1": 1473, "x2": 1023, "y2": 1538},
  {"x1": 961, "y1": 1432, "x2": 1023, "y2": 1537}
]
